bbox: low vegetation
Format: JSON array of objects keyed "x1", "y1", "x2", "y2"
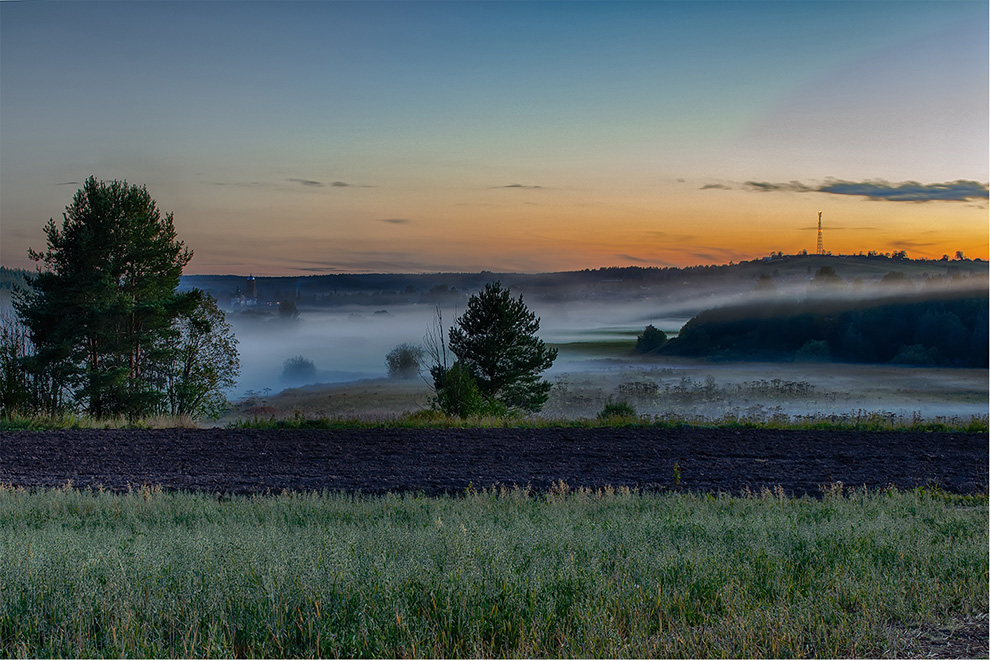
[
  {"x1": 3, "y1": 407, "x2": 986, "y2": 433},
  {"x1": 233, "y1": 409, "x2": 988, "y2": 433},
  {"x1": 0, "y1": 484, "x2": 984, "y2": 658}
]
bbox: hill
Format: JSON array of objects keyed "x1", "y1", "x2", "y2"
[{"x1": 659, "y1": 287, "x2": 988, "y2": 367}]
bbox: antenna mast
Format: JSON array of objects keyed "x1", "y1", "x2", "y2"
[{"x1": 816, "y1": 211, "x2": 824, "y2": 255}]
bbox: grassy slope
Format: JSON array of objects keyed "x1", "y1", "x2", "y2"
[{"x1": 0, "y1": 485, "x2": 985, "y2": 657}]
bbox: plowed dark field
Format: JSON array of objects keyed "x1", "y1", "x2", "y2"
[{"x1": 0, "y1": 428, "x2": 986, "y2": 496}]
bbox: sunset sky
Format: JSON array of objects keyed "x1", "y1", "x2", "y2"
[{"x1": 2, "y1": 1, "x2": 987, "y2": 276}]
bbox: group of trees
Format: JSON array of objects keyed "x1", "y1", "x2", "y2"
[
  {"x1": 660, "y1": 291, "x2": 988, "y2": 368},
  {"x1": 1, "y1": 177, "x2": 239, "y2": 420}
]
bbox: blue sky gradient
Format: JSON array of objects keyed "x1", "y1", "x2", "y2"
[{"x1": 2, "y1": 1, "x2": 986, "y2": 274}]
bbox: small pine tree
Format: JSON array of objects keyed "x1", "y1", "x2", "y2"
[{"x1": 447, "y1": 282, "x2": 557, "y2": 412}]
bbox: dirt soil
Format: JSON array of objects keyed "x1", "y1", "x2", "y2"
[{"x1": 0, "y1": 428, "x2": 985, "y2": 496}]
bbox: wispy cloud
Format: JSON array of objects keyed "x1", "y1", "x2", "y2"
[
  {"x1": 208, "y1": 178, "x2": 375, "y2": 190},
  {"x1": 295, "y1": 252, "x2": 471, "y2": 273},
  {"x1": 378, "y1": 218, "x2": 412, "y2": 225},
  {"x1": 287, "y1": 178, "x2": 323, "y2": 187},
  {"x1": 56, "y1": 181, "x2": 81, "y2": 186},
  {"x1": 208, "y1": 180, "x2": 269, "y2": 188},
  {"x1": 888, "y1": 239, "x2": 939, "y2": 250},
  {"x1": 744, "y1": 181, "x2": 814, "y2": 193},
  {"x1": 616, "y1": 254, "x2": 679, "y2": 267},
  {"x1": 685, "y1": 247, "x2": 750, "y2": 263},
  {"x1": 643, "y1": 230, "x2": 698, "y2": 242},
  {"x1": 738, "y1": 178, "x2": 989, "y2": 202},
  {"x1": 493, "y1": 183, "x2": 544, "y2": 189},
  {"x1": 700, "y1": 183, "x2": 731, "y2": 190},
  {"x1": 329, "y1": 181, "x2": 376, "y2": 188}
]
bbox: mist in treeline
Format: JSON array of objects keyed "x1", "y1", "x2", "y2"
[
  {"x1": 177, "y1": 253, "x2": 987, "y2": 313},
  {"x1": 164, "y1": 257, "x2": 990, "y2": 393},
  {"x1": 660, "y1": 290, "x2": 988, "y2": 367}
]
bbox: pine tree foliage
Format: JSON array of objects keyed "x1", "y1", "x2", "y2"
[
  {"x1": 14, "y1": 177, "x2": 237, "y2": 419},
  {"x1": 447, "y1": 282, "x2": 557, "y2": 412}
]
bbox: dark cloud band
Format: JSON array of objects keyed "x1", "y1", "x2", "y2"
[
  {"x1": 740, "y1": 178, "x2": 988, "y2": 202},
  {"x1": 819, "y1": 179, "x2": 988, "y2": 202},
  {"x1": 287, "y1": 178, "x2": 323, "y2": 187},
  {"x1": 744, "y1": 181, "x2": 814, "y2": 193}
]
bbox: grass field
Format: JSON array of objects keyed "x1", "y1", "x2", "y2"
[{"x1": 1, "y1": 484, "x2": 985, "y2": 657}]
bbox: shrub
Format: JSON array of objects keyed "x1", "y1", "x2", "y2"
[
  {"x1": 385, "y1": 343, "x2": 424, "y2": 379},
  {"x1": 431, "y1": 362, "x2": 506, "y2": 418},
  {"x1": 597, "y1": 399, "x2": 637, "y2": 421},
  {"x1": 280, "y1": 356, "x2": 317, "y2": 385}
]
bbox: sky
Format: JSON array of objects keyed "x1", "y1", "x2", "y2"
[{"x1": 1, "y1": 0, "x2": 987, "y2": 276}]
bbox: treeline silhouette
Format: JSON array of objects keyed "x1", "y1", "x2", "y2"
[
  {"x1": 170, "y1": 254, "x2": 984, "y2": 308},
  {"x1": 660, "y1": 290, "x2": 988, "y2": 367}
]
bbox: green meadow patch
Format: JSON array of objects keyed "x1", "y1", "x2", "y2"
[{"x1": 0, "y1": 484, "x2": 985, "y2": 657}]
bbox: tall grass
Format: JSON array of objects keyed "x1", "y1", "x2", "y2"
[
  {"x1": 0, "y1": 484, "x2": 985, "y2": 657},
  {"x1": 228, "y1": 408, "x2": 989, "y2": 433},
  {"x1": 3, "y1": 407, "x2": 986, "y2": 432},
  {"x1": 0, "y1": 412, "x2": 198, "y2": 431}
]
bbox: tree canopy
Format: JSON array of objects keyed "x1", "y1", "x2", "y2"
[{"x1": 14, "y1": 177, "x2": 237, "y2": 419}]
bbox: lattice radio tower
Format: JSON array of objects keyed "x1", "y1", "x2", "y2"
[{"x1": 816, "y1": 211, "x2": 825, "y2": 255}]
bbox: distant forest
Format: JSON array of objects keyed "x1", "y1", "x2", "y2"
[
  {"x1": 659, "y1": 290, "x2": 989, "y2": 368},
  {"x1": 173, "y1": 254, "x2": 986, "y2": 310}
]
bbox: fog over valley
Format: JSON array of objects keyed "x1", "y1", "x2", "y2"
[{"x1": 176, "y1": 256, "x2": 989, "y2": 423}]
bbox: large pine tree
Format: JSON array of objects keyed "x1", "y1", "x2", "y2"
[{"x1": 16, "y1": 177, "x2": 197, "y2": 418}]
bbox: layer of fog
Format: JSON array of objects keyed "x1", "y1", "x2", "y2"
[
  {"x1": 228, "y1": 281, "x2": 818, "y2": 396},
  {"x1": 540, "y1": 361, "x2": 989, "y2": 422},
  {"x1": 227, "y1": 281, "x2": 988, "y2": 422},
  {"x1": 229, "y1": 299, "x2": 679, "y2": 396}
]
